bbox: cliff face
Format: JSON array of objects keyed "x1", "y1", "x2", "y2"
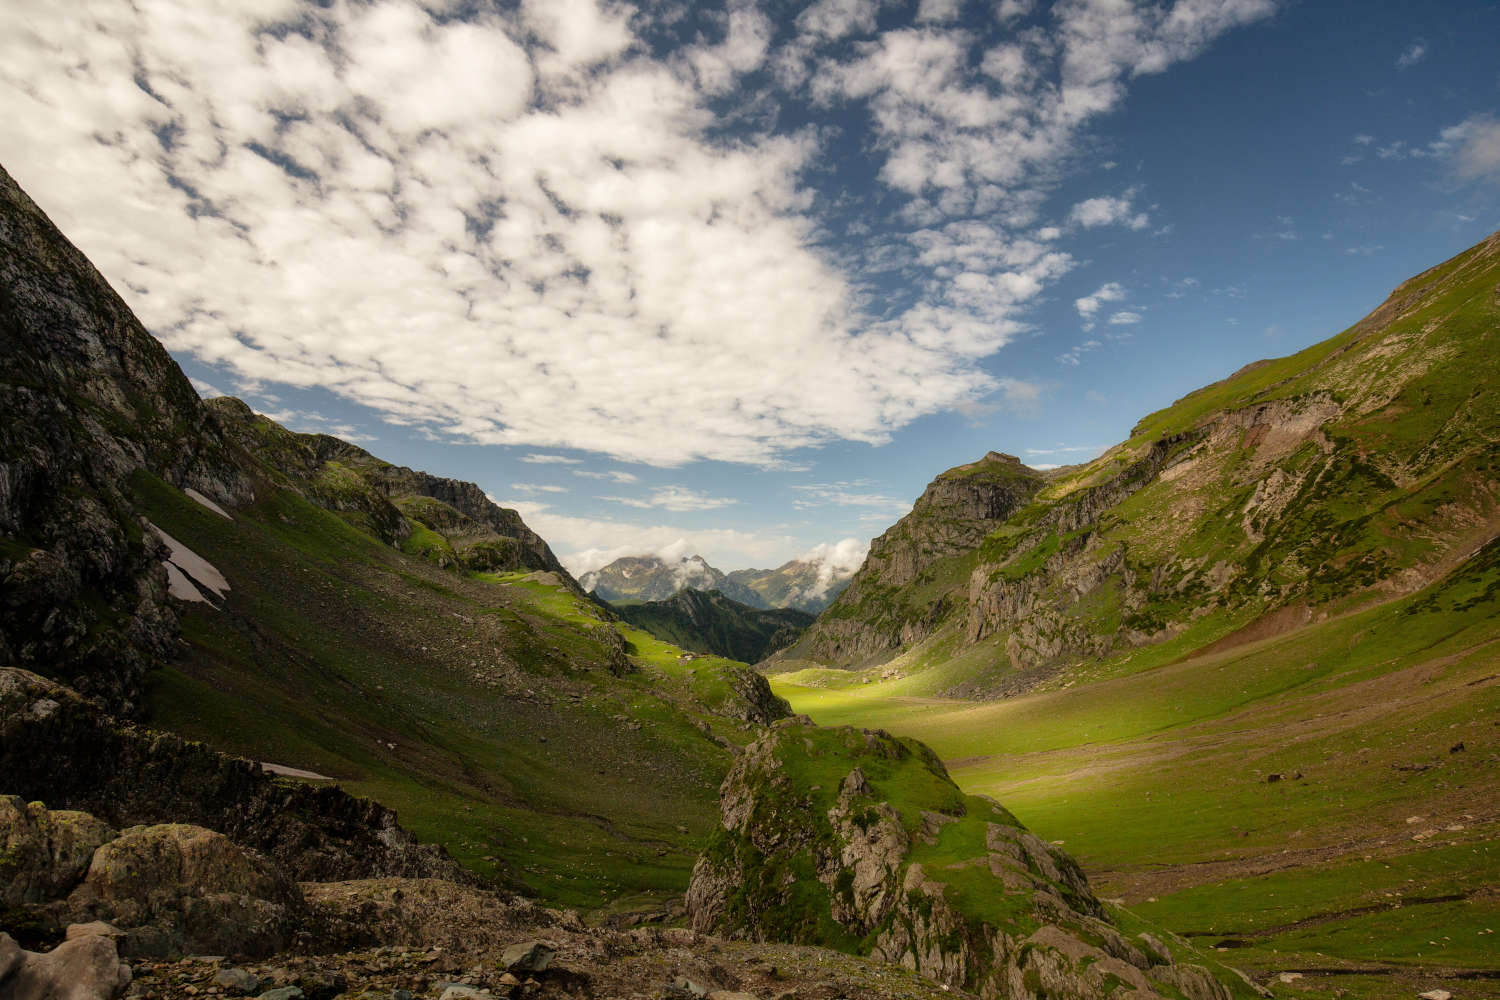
[
  {"x1": 687, "y1": 718, "x2": 1252, "y2": 1000},
  {"x1": 794, "y1": 452, "x2": 1044, "y2": 667},
  {"x1": 0, "y1": 164, "x2": 253, "y2": 711}
]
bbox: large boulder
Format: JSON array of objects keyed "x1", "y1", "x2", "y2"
[
  {"x1": 687, "y1": 717, "x2": 1251, "y2": 1000},
  {"x1": 0, "y1": 796, "x2": 116, "y2": 906},
  {"x1": 68, "y1": 823, "x2": 303, "y2": 959}
]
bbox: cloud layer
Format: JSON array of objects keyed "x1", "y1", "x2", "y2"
[{"x1": 0, "y1": 0, "x2": 1276, "y2": 466}]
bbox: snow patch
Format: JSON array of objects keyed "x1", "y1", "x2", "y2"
[
  {"x1": 149, "y1": 523, "x2": 229, "y2": 603},
  {"x1": 185, "y1": 487, "x2": 233, "y2": 520}
]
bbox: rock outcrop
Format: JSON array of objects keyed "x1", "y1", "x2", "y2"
[
  {"x1": 0, "y1": 669, "x2": 468, "y2": 887},
  {"x1": 0, "y1": 163, "x2": 253, "y2": 713},
  {"x1": 688, "y1": 718, "x2": 1247, "y2": 1000},
  {"x1": 794, "y1": 453, "x2": 1043, "y2": 668}
]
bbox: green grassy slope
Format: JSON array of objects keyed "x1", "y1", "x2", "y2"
[
  {"x1": 610, "y1": 588, "x2": 814, "y2": 663},
  {"x1": 774, "y1": 541, "x2": 1500, "y2": 994},
  {"x1": 132, "y1": 470, "x2": 778, "y2": 913},
  {"x1": 772, "y1": 231, "x2": 1500, "y2": 996}
]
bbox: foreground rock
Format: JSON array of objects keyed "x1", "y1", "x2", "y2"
[
  {"x1": 0, "y1": 925, "x2": 132, "y2": 1000},
  {"x1": 688, "y1": 717, "x2": 1256, "y2": 1000},
  {"x1": 0, "y1": 668, "x2": 466, "y2": 885}
]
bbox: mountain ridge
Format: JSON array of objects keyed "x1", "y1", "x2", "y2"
[
  {"x1": 582, "y1": 551, "x2": 855, "y2": 612},
  {"x1": 785, "y1": 229, "x2": 1500, "y2": 689},
  {"x1": 609, "y1": 588, "x2": 815, "y2": 664}
]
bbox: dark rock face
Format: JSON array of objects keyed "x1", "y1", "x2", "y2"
[
  {"x1": 799, "y1": 453, "x2": 1043, "y2": 667},
  {"x1": 0, "y1": 669, "x2": 469, "y2": 887},
  {"x1": 0, "y1": 164, "x2": 253, "y2": 712},
  {"x1": 687, "y1": 719, "x2": 1242, "y2": 1000}
]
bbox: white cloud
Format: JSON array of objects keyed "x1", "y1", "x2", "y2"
[
  {"x1": 916, "y1": 0, "x2": 962, "y2": 23},
  {"x1": 573, "y1": 468, "x2": 640, "y2": 483},
  {"x1": 0, "y1": 0, "x2": 1273, "y2": 470},
  {"x1": 1074, "y1": 281, "x2": 1126, "y2": 328},
  {"x1": 1439, "y1": 115, "x2": 1500, "y2": 182},
  {"x1": 1396, "y1": 39, "x2": 1426, "y2": 69},
  {"x1": 1107, "y1": 310, "x2": 1142, "y2": 325},
  {"x1": 795, "y1": 537, "x2": 870, "y2": 598},
  {"x1": 1068, "y1": 193, "x2": 1149, "y2": 230},
  {"x1": 520, "y1": 454, "x2": 584, "y2": 465},
  {"x1": 190, "y1": 378, "x2": 225, "y2": 398},
  {"x1": 1024, "y1": 443, "x2": 1105, "y2": 457},
  {"x1": 603, "y1": 486, "x2": 738, "y2": 512},
  {"x1": 511, "y1": 482, "x2": 570, "y2": 494},
  {"x1": 789, "y1": 482, "x2": 913, "y2": 515},
  {"x1": 501, "y1": 499, "x2": 799, "y2": 576},
  {"x1": 797, "y1": 0, "x2": 880, "y2": 40}
]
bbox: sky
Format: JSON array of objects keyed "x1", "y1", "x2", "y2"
[{"x1": 2, "y1": 0, "x2": 1498, "y2": 577}]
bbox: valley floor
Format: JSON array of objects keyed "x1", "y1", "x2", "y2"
[{"x1": 771, "y1": 574, "x2": 1500, "y2": 1000}]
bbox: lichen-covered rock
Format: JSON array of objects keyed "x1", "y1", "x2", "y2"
[
  {"x1": 0, "y1": 795, "x2": 116, "y2": 906},
  {"x1": 67, "y1": 823, "x2": 302, "y2": 958},
  {"x1": 687, "y1": 718, "x2": 1248, "y2": 999}
]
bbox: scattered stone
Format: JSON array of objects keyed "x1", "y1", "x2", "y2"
[
  {"x1": 257, "y1": 988, "x2": 305, "y2": 1000},
  {"x1": 498, "y1": 973, "x2": 522, "y2": 987},
  {"x1": 1265, "y1": 773, "x2": 1282, "y2": 783},
  {"x1": 500, "y1": 941, "x2": 555, "y2": 974},
  {"x1": 1278, "y1": 972, "x2": 1303, "y2": 983},
  {"x1": 392, "y1": 991, "x2": 414, "y2": 1000},
  {"x1": 439, "y1": 987, "x2": 492, "y2": 999},
  {"x1": 214, "y1": 967, "x2": 262, "y2": 994},
  {"x1": 1450, "y1": 742, "x2": 1465, "y2": 753},
  {"x1": 1418, "y1": 991, "x2": 1452, "y2": 1000},
  {"x1": 706, "y1": 993, "x2": 757, "y2": 1000},
  {"x1": 673, "y1": 977, "x2": 710, "y2": 997},
  {"x1": 0, "y1": 930, "x2": 133, "y2": 1000}
]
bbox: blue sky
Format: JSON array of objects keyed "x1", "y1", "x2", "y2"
[{"x1": 2, "y1": 0, "x2": 1497, "y2": 576}]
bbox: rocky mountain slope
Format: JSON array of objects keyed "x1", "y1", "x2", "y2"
[
  {"x1": 688, "y1": 717, "x2": 1256, "y2": 1000},
  {"x1": 789, "y1": 231, "x2": 1500, "y2": 687},
  {"x1": 0, "y1": 163, "x2": 254, "y2": 712},
  {"x1": 206, "y1": 396, "x2": 573, "y2": 581},
  {"x1": 582, "y1": 553, "x2": 854, "y2": 613},
  {"x1": 723, "y1": 558, "x2": 855, "y2": 614},
  {"x1": 610, "y1": 589, "x2": 814, "y2": 664},
  {"x1": 580, "y1": 553, "x2": 762, "y2": 606},
  {"x1": 783, "y1": 452, "x2": 1044, "y2": 669}
]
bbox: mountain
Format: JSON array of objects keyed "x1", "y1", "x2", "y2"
[
  {"x1": 609, "y1": 588, "x2": 815, "y2": 663},
  {"x1": 724, "y1": 556, "x2": 855, "y2": 613},
  {"x1": 582, "y1": 552, "x2": 855, "y2": 612},
  {"x1": 789, "y1": 231, "x2": 1500, "y2": 684},
  {"x1": 770, "y1": 231, "x2": 1500, "y2": 995},
  {"x1": 580, "y1": 553, "x2": 759, "y2": 605},
  {"x1": 205, "y1": 396, "x2": 573, "y2": 581}
]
